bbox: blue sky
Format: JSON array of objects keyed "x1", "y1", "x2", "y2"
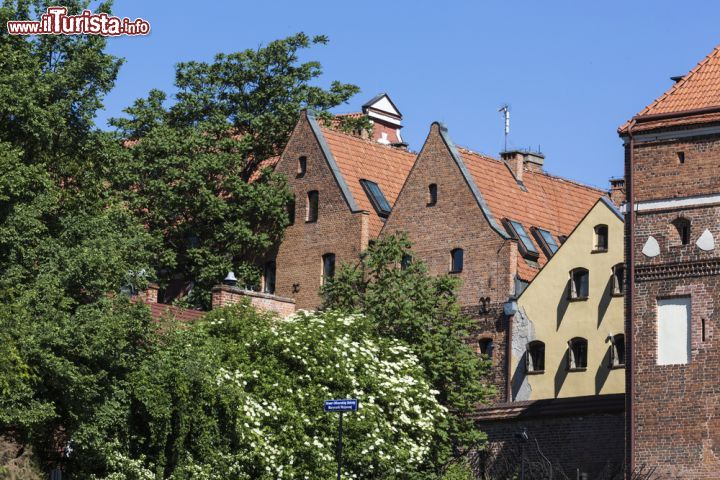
[{"x1": 97, "y1": 1, "x2": 720, "y2": 189}]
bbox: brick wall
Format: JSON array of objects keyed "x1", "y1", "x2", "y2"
[
  {"x1": 628, "y1": 131, "x2": 720, "y2": 478},
  {"x1": 474, "y1": 405, "x2": 625, "y2": 479},
  {"x1": 211, "y1": 284, "x2": 296, "y2": 317},
  {"x1": 382, "y1": 123, "x2": 517, "y2": 400},
  {"x1": 273, "y1": 114, "x2": 369, "y2": 310}
]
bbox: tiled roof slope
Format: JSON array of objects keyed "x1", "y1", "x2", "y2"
[
  {"x1": 320, "y1": 126, "x2": 416, "y2": 236},
  {"x1": 620, "y1": 45, "x2": 720, "y2": 133},
  {"x1": 457, "y1": 148, "x2": 605, "y2": 281}
]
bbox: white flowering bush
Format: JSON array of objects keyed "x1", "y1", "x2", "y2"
[{"x1": 100, "y1": 302, "x2": 448, "y2": 479}]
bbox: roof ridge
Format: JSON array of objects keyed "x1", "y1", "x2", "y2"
[
  {"x1": 637, "y1": 45, "x2": 720, "y2": 118},
  {"x1": 319, "y1": 124, "x2": 416, "y2": 155}
]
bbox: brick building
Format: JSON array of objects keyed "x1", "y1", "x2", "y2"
[
  {"x1": 621, "y1": 45, "x2": 720, "y2": 478},
  {"x1": 381, "y1": 122, "x2": 604, "y2": 399},
  {"x1": 269, "y1": 96, "x2": 416, "y2": 309}
]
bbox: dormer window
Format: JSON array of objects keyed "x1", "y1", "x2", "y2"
[
  {"x1": 593, "y1": 225, "x2": 608, "y2": 252},
  {"x1": 297, "y1": 156, "x2": 307, "y2": 177},
  {"x1": 427, "y1": 184, "x2": 438, "y2": 206},
  {"x1": 360, "y1": 179, "x2": 391, "y2": 218},
  {"x1": 505, "y1": 220, "x2": 539, "y2": 259},
  {"x1": 569, "y1": 268, "x2": 589, "y2": 300},
  {"x1": 532, "y1": 227, "x2": 559, "y2": 258}
]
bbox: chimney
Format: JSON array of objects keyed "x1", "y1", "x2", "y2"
[
  {"x1": 609, "y1": 177, "x2": 626, "y2": 206},
  {"x1": 501, "y1": 150, "x2": 545, "y2": 182}
]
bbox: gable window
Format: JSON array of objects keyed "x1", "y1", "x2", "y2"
[
  {"x1": 612, "y1": 264, "x2": 625, "y2": 296},
  {"x1": 306, "y1": 190, "x2": 319, "y2": 223},
  {"x1": 360, "y1": 179, "x2": 392, "y2": 218},
  {"x1": 427, "y1": 184, "x2": 438, "y2": 206},
  {"x1": 321, "y1": 253, "x2": 336, "y2": 285},
  {"x1": 287, "y1": 195, "x2": 296, "y2": 225},
  {"x1": 450, "y1": 248, "x2": 464, "y2": 273},
  {"x1": 263, "y1": 261, "x2": 276, "y2": 294},
  {"x1": 657, "y1": 297, "x2": 691, "y2": 365},
  {"x1": 297, "y1": 156, "x2": 307, "y2": 177},
  {"x1": 610, "y1": 334, "x2": 625, "y2": 367},
  {"x1": 677, "y1": 151, "x2": 685, "y2": 164},
  {"x1": 567, "y1": 337, "x2": 588, "y2": 370},
  {"x1": 505, "y1": 220, "x2": 539, "y2": 258},
  {"x1": 526, "y1": 341, "x2": 545, "y2": 373},
  {"x1": 672, "y1": 218, "x2": 690, "y2": 246},
  {"x1": 593, "y1": 224, "x2": 608, "y2": 252},
  {"x1": 569, "y1": 268, "x2": 589, "y2": 300},
  {"x1": 479, "y1": 338, "x2": 494, "y2": 360},
  {"x1": 533, "y1": 228, "x2": 559, "y2": 258}
]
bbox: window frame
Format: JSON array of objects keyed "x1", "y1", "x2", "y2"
[
  {"x1": 427, "y1": 183, "x2": 438, "y2": 207},
  {"x1": 526, "y1": 340, "x2": 545, "y2": 374},
  {"x1": 593, "y1": 224, "x2": 609, "y2": 252},
  {"x1": 532, "y1": 227, "x2": 559, "y2": 258},
  {"x1": 567, "y1": 337, "x2": 588, "y2": 371},
  {"x1": 569, "y1": 268, "x2": 589, "y2": 300},
  {"x1": 321, "y1": 253, "x2": 336, "y2": 285},
  {"x1": 360, "y1": 179, "x2": 392, "y2": 218},
  {"x1": 450, "y1": 248, "x2": 464, "y2": 273},
  {"x1": 505, "y1": 219, "x2": 540, "y2": 259},
  {"x1": 306, "y1": 190, "x2": 319, "y2": 223}
]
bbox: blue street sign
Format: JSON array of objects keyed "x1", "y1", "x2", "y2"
[{"x1": 324, "y1": 399, "x2": 359, "y2": 412}]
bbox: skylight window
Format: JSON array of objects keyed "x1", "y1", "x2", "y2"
[
  {"x1": 360, "y1": 179, "x2": 391, "y2": 218},
  {"x1": 506, "y1": 219, "x2": 539, "y2": 257},
  {"x1": 533, "y1": 228, "x2": 559, "y2": 258}
]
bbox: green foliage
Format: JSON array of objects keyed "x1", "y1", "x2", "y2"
[
  {"x1": 109, "y1": 33, "x2": 361, "y2": 308},
  {"x1": 322, "y1": 233, "x2": 495, "y2": 472}
]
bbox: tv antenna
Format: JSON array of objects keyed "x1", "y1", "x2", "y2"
[{"x1": 498, "y1": 104, "x2": 510, "y2": 152}]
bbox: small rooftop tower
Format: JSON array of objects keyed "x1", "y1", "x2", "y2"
[{"x1": 362, "y1": 93, "x2": 404, "y2": 146}]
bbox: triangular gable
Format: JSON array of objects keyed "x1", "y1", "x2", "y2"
[{"x1": 362, "y1": 93, "x2": 402, "y2": 119}]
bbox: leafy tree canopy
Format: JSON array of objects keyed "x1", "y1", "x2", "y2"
[
  {"x1": 322, "y1": 233, "x2": 495, "y2": 473},
  {"x1": 109, "y1": 33, "x2": 361, "y2": 308}
]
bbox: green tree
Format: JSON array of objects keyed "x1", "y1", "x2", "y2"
[
  {"x1": 321, "y1": 233, "x2": 495, "y2": 474},
  {"x1": 110, "y1": 33, "x2": 361, "y2": 308}
]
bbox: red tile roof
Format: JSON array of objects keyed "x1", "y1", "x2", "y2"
[
  {"x1": 457, "y1": 148, "x2": 605, "y2": 281},
  {"x1": 620, "y1": 45, "x2": 720, "y2": 133},
  {"x1": 248, "y1": 155, "x2": 281, "y2": 182},
  {"x1": 320, "y1": 126, "x2": 416, "y2": 237}
]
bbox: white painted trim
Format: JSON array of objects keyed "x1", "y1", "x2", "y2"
[
  {"x1": 622, "y1": 124, "x2": 720, "y2": 144},
  {"x1": 621, "y1": 193, "x2": 720, "y2": 212},
  {"x1": 366, "y1": 110, "x2": 402, "y2": 126}
]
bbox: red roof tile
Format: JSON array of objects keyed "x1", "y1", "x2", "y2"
[
  {"x1": 249, "y1": 155, "x2": 281, "y2": 182},
  {"x1": 620, "y1": 45, "x2": 720, "y2": 132},
  {"x1": 320, "y1": 126, "x2": 416, "y2": 237},
  {"x1": 457, "y1": 148, "x2": 604, "y2": 281}
]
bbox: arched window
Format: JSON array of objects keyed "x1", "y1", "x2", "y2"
[
  {"x1": 427, "y1": 183, "x2": 438, "y2": 206},
  {"x1": 610, "y1": 334, "x2": 625, "y2": 367},
  {"x1": 479, "y1": 338, "x2": 494, "y2": 361},
  {"x1": 526, "y1": 341, "x2": 545, "y2": 373},
  {"x1": 672, "y1": 217, "x2": 691, "y2": 245},
  {"x1": 321, "y1": 253, "x2": 335, "y2": 284},
  {"x1": 612, "y1": 263, "x2": 625, "y2": 295},
  {"x1": 297, "y1": 156, "x2": 307, "y2": 177},
  {"x1": 569, "y1": 268, "x2": 589, "y2": 300},
  {"x1": 594, "y1": 224, "x2": 608, "y2": 251},
  {"x1": 306, "y1": 190, "x2": 319, "y2": 222},
  {"x1": 567, "y1": 337, "x2": 588, "y2": 370},
  {"x1": 450, "y1": 248, "x2": 464, "y2": 273}
]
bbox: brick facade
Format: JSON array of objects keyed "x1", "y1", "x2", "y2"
[
  {"x1": 382, "y1": 123, "x2": 518, "y2": 399},
  {"x1": 211, "y1": 284, "x2": 296, "y2": 317},
  {"x1": 273, "y1": 114, "x2": 371, "y2": 310},
  {"x1": 627, "y1": 132, "x2": 720, "y2": 478}
]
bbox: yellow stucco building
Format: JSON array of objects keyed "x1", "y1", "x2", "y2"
[{"x1": 511, "y1": 197, "x2": 625, "y2": 400}]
